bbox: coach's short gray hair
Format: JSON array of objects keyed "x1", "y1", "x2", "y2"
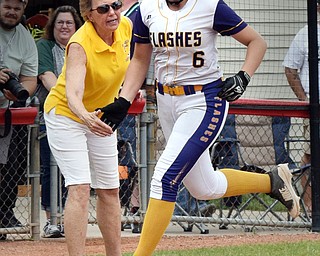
[{"x1": 79, "y1": 0, "x2": 92, "y2": 21}]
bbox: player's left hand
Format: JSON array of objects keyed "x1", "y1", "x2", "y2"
[
  {"x1": 217, "y1": 71, "x2": 251, "y2": 102},
  {"x1": 97, "y1": 97, "x2": 131, "y2": 131}
]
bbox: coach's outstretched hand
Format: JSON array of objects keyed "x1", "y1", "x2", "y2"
[
  {"x1": 217, "y1": 71, "x2": 251, "y2": 102},
  {"x1": 98, "y1": 97, "x2": 131, "y2": 131}
]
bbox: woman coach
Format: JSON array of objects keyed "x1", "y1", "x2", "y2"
[{"x1": 43, "y1": 0, "x2": 131, "y2": 255}]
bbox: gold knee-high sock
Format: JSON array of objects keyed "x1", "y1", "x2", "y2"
[
  {"x1": 134, "y1": 198, "x2": 175, "y2": 256},
  {"x1": 220, "y1": 168, "x2": 271, "y2": 197}
]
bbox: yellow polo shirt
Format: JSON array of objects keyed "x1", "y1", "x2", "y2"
[{"x1": 44, "y1": 18, "x2": 131, "y2": 123}]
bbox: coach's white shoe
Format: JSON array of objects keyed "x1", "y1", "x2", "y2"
[{"x1": 268, "y1": 163, "x2": 300, "y2": 219}]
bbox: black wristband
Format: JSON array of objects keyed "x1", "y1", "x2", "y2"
[{"x1": 118, "y1": 96, "x2": 131, "y2": 110}]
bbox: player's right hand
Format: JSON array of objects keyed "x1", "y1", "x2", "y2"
[
  {"x1": 97, "y1": 97, "x2": 131, "y2": 131},
  {"x1": 217, "y1": 71, "x2": 251, "y2": 102}
]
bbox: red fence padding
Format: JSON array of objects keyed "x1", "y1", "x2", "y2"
[
  {"x1": 229, "y1": 98, "x2": 310, "y2": 118},
  {"x1": 127, "y1": 97, "x2": 146, "y2": 115},
  {"x1": 0, "y1": 107, "x2": 38, "y2": 125}
]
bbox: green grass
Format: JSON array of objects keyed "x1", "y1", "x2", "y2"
[
  {"x1": 120, "y1": 240, "x2": 320, "y2": 256},
  {"x1": 211, "y1": 193, "x2": 287, "y2": 212}
]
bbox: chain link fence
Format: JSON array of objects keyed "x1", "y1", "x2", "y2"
[
  {"x1": 1, "y1": 0, "x2": 317, "y2": 241},
  {"x1": 0, "y1": 97, "x2": 313, "y2": 240},
  {"x1": 0, "y1": 106, "x2": 40, "y2": 241}
]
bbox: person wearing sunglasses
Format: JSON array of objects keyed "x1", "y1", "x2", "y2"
[
  {"x1": 101, "y1": 0, "x2": 300, "y2": 255},
  {"x1": 43, "y1": 0, "x2": 131, "y2": 254},
  {"x1": 35, "y1": 5, "x2": 83, "y2": 238}
]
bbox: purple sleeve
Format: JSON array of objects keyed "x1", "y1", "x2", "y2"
[
  {"x1": 133, "y1": 8, "x2": 150, "y2": 44},
  {"x1": 213, "y1": 0, "x2": 247, "y2": 36}
]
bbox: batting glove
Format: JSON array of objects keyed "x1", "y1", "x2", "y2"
[
  {"x1": 217, "y1": 71, "x2": 251, "y2": 102},
  {"x1": 97, "y1": 97, "x2": 131, "y2": 131}
]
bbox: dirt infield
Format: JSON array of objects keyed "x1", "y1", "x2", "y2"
[{"x1": 0, "y1": 233, "x2": 319, "y2": 256}]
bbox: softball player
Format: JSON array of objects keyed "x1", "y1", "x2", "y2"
[{"x1": 100, "y1": 0, "x2": 300, "y2": 255}]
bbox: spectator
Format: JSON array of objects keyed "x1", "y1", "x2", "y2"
[
  {"x1": 0, "y1": 0, "x2": 37, "y2": 232},
  {"x1": 43, "y1": 0, "x2": 131, "y2": 254},
  {"x1": 35, "y1": 5, "x2": 82, "y2": 238},
  {"x1": 282, "y1": 0, "x2": 320, "y2": 216}
]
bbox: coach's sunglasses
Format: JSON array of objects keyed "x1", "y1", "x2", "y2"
[{"x1": 90, "y1": 1, "x2": 123, "y2": 14}]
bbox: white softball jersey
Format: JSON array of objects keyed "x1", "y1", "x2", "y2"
[{"x1": 133, "y1": 0, "x2": 249, "y2": 201}]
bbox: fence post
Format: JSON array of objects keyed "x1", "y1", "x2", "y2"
[
  {"x1": 29, "y1": 98, "x2": 41, "y2": 240},
  {"x1": 139, "y1": 109, "x2": 147, "y2": 213},
  {"x1": 139, "y1": 101, "x2": 158, "y2": 214},
  {"x1": 50, "y1": 155, "x2": 59, "y2": 226},
  {"x1": 307, "y1": 0, "x2": 320, "y2": 232}
]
